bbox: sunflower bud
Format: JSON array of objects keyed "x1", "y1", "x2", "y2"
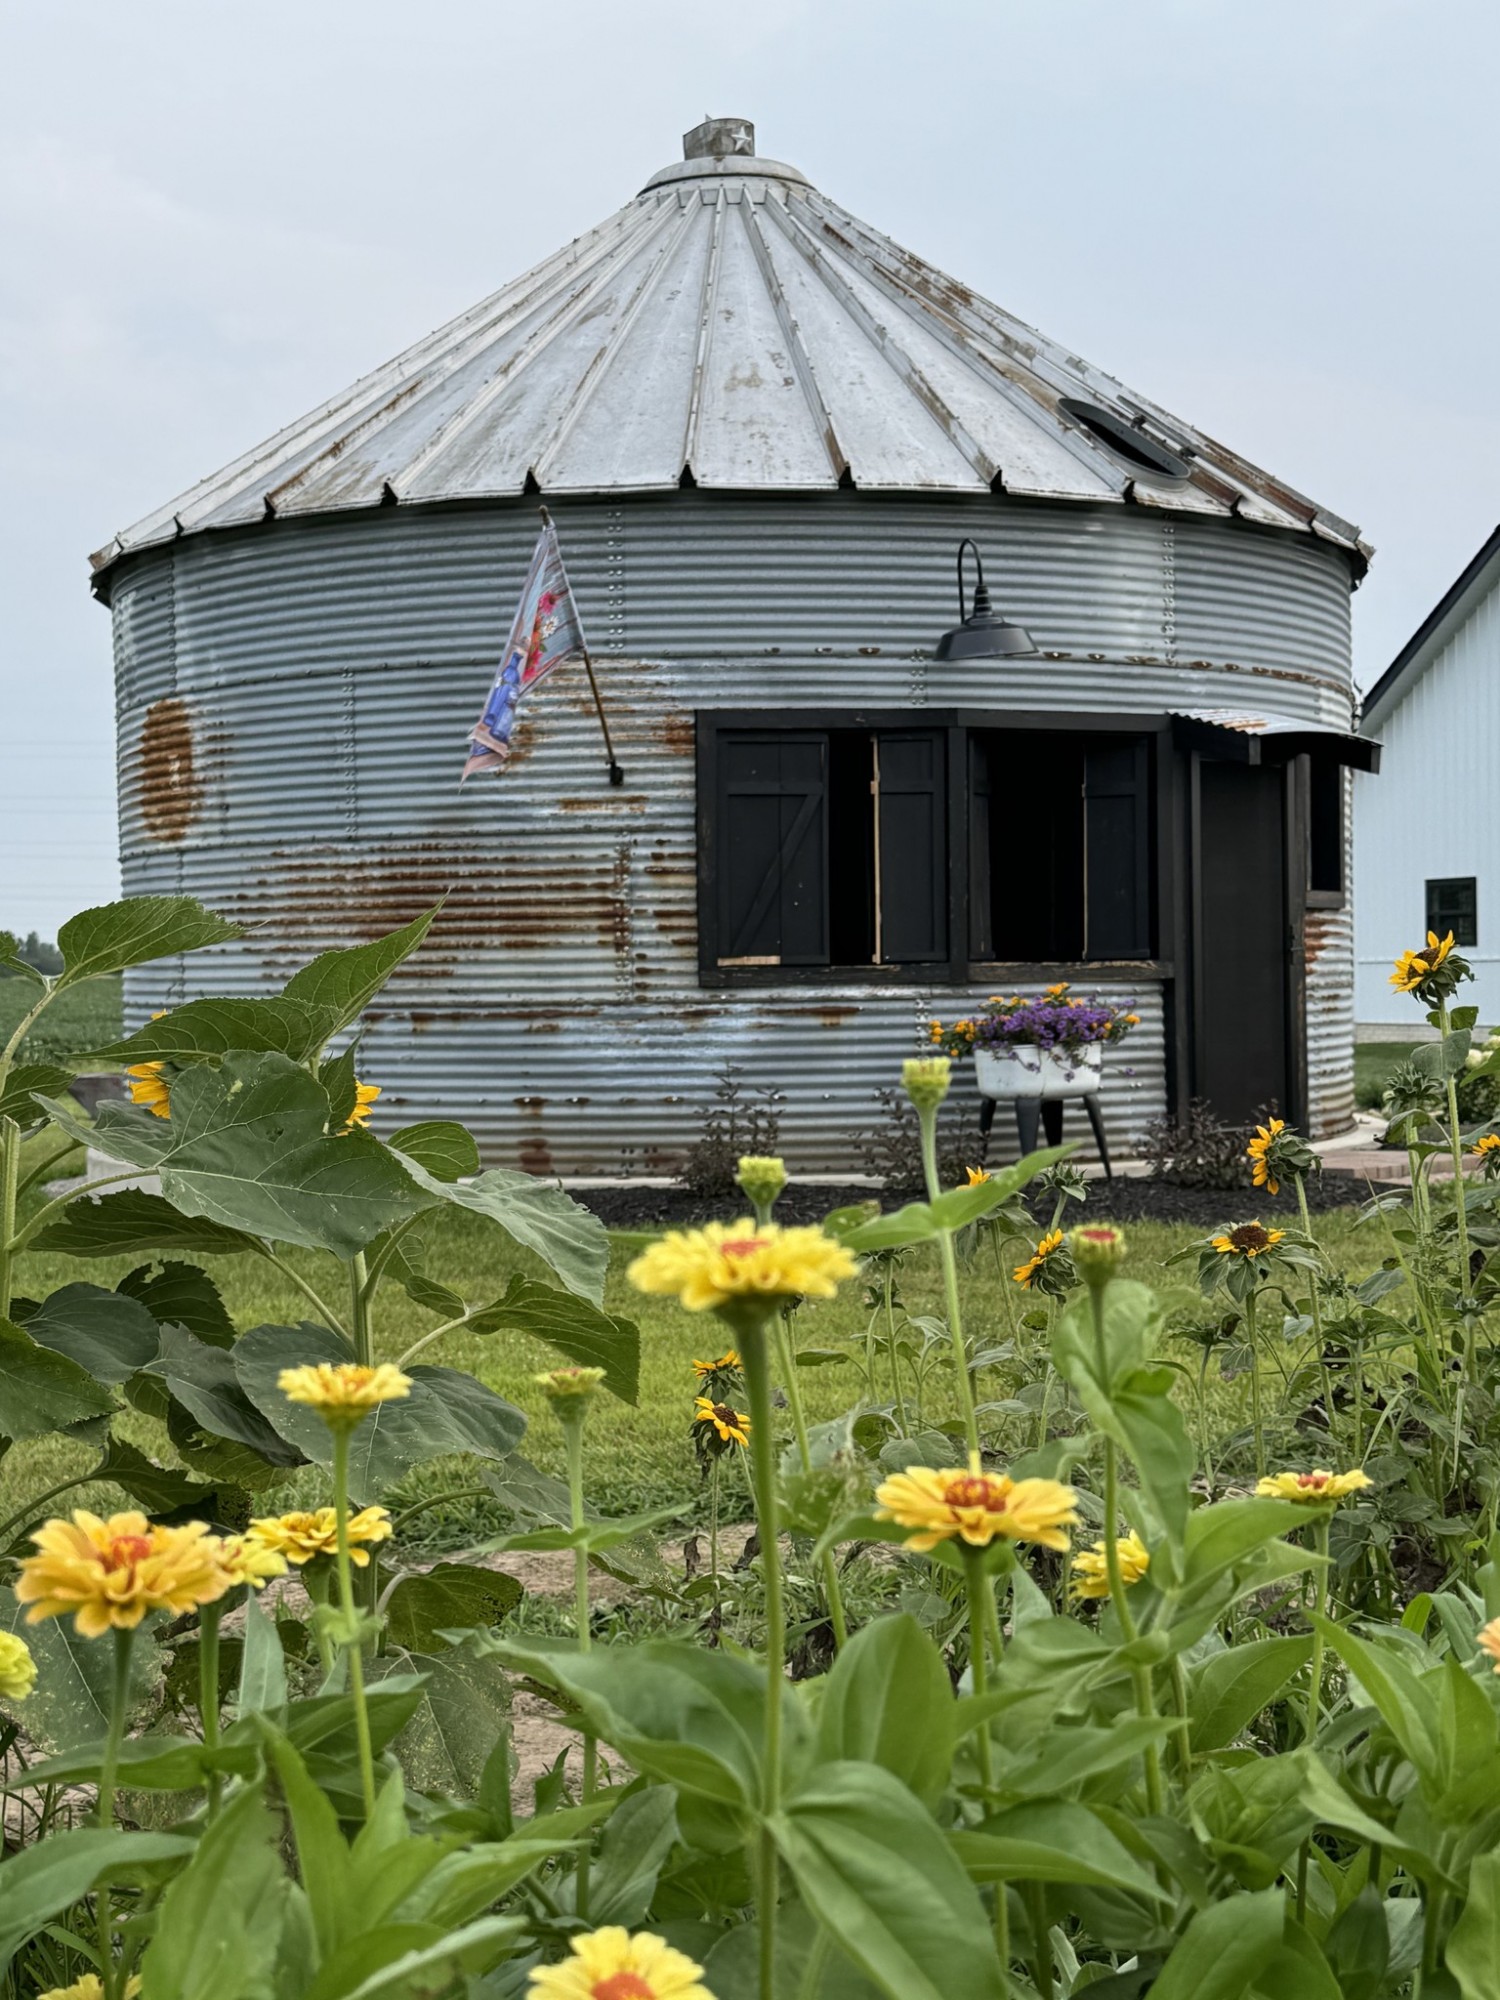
[
  {"x1": 1069, "y1": 1223, "x2": 1128, "y2": 1285},
  {"x1": 902, "y1": 1056, "x2": 951, "y2": 1111},
  {"x1": 534, "y1": 1365, "x2": 606, "y2": 1405},
  {"x1": 735, "y1": 1154, "x2": 787, "y2": 1217}
]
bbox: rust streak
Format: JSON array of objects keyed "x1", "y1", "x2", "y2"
[{"x1": 138, "y1": 697, "x2": 203, "y2": 843}]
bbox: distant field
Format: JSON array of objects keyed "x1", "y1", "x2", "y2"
[{"x1": 0, "y1": 970, "x2": 121, "y2": 1062}]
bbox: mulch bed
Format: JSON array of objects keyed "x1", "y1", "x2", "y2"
[{"x1": 573, "y1": 1173, "x2": 1367, "y2": 1233}]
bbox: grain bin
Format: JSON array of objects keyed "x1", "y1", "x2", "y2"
[{"x1": 94, "y1": 116, "x2": 1376, "y2": 1171}]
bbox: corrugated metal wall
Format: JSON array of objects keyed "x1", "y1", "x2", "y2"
[
  {"x1": 112, "y1": 491, "x2": 1355, "y2": 1169},
  {"x1": 1354, "y1": 574, "x2": 1500, "y2": 1028}
]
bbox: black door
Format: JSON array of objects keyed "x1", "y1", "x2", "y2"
[{"x1": 1194, "y1": 761, "x2": 1291, "y2": 1123}]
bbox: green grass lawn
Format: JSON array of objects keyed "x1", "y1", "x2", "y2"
[{"x1": 1, "y1": 1198, "x2": 1388, "y2": 1540}]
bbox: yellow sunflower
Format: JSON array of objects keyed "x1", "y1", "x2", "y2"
[
  {"x1": 1255, "y1": 1468, "x2": 1372, "y2": 1504},
  {"x1": 1390, "y1": 930, "x2": 1455, "y2": 993},
  {"x1": 528, "y1": 1927, "x2": 712, "y2": 2000},
  {"x1": 628, "y1": 1220, "x2": 855, "y2": 1313},
  {"x1": 125, "y1": 1061, "x2": 171, "y2": 1118},
  {"x1": 38, "y1": 1979, "x2": 142, "y2": 2000},
  {"x1": 1070, "y1": 1529, "x2": 1151, "y2": 1600},
  {"x1": 345, "y1": 1079, "x2": 381, "y2": 1127},
  {"x1": 246, "y1": 1505, "x2": 392, "y2": 1567},
  {"x1": 1246, "y1": 1117, "x2": 1285, "y2": 1194},
  {"x1": 1473, "y1": 1134, "x2": 1500, "y2": 1157},
  {"x1": 0, "y1": 1630, "x2": 37, "y2": 1700},
  {"x1": 277, "y1": 1361, "x2": 412, "y2": 1429},
  {"x1": 965, "y1": 1165, "x2": 991, "y2": 1187},
  {"x1": 691, "y1": 1351, "x2": 741, "y2": 1377},
  {"x1": 1478, "y1": 1617, "x2": 1500, "y2": 1675},
  {"x1": 16, "y1": 1512, "x2": 228, "y2": 1639},
  {"x1": 1013, "y1": 1228, "x2": 1066, "y2": 1288},
  {"x1": 693, "y1": 1396, "x2": 750, "y2": 1446},
  {"x1": 1212, "y1": 1222, "x2": 1286, "y2": 1259},
  {"x1": 874, "y1": 1453, "x2": 1079, "y2": 1552}
]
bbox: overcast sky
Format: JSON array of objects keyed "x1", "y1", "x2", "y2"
[{"x1": 4, "y1": 0, "x2": 1497, "y2": 935}]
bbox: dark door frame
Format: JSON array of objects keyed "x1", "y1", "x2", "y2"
[{"x1": 1185, "y1": 752, "x2": 1304, "y2": 1127}]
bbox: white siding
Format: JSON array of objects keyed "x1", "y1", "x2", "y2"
[{"x1": 1355, "y1": 575, "x2": 1500, "y2": 1025}]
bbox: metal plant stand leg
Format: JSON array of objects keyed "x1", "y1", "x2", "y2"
[
  {"x1": 1083, "y1": 1094, "x2": 1114, "y2": 1180},
  {"x1": 1005, "y1": 1094, "x2": 1114, "y2": 1180},
  {"x1": 978, "y1": 1094, "x2": 996, "y2": 1166}
]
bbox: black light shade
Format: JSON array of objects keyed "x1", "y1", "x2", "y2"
[{"x1": 933, "y1": 539, "x2": 1037, "y2": 660}]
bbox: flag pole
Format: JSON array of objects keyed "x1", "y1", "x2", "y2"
[{"x1": 540, "y1": 506, "x2": 624, "y2": 788}]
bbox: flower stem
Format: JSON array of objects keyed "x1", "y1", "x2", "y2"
[
  {"x1": 962, "y1": 1550, "x2": 995, "y2": 1797},
  {"x1": 0, "y1": 1115, "x2": 19, "y2": 1323},
  {"x1": 1439, "y1": 1001, "x2": 1474, "y2": 1303},
  {"x1": 919, "y1": 1105, "x2": 980, "y2": 1457},
  {"x1": 563, "y1": 1410, "x2": 597, "y2": 1918},
  {"x1": 1244, "y1": 1284, "x2": 1265, "y2": 1478},
  {"x1": 776, "y1": 1315, "x2": 848, "y2": 1650},
  {"x1": 883, "y1": 1263, "x2": 910, "y2": 1434},
  {"x1": 332, "y1": 1428, "x2": 377, "y2": 1818},
  {"x1": 741, "y1": 1316, "x2": 785, "y2": 2000},
  {"x1": 198, "y1": 1599, "x2": 223, "y2": 1816},
  {"x1": 1026, "y1": 1882, "x2": 1055, "y2": 2000},
  {"x1": 95, "y1": 1625, "x2": 134, "y2": 2000},
  {"x1": 349, "y1": 1251, "x2": 372, "y2": 1366},
  {"x1": 1304, "y1": 1514, "x2": 1331, "y2": 1747}
]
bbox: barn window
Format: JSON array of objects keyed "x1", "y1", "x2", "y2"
[
  {"x1": 1306, "y1": 757, "x2": 1345, "y2": 900},
  {"x1": 699, "y1": 716, "x2": 1156, "y2": 981},
  {"x1": 708, "y1": 727, "x2": 948, "y2": 970},
  {"x1": 1427, "y1": 877, "x2": 1477, "y2": 948},
  {"x1": 969, "y1": 730, "x2": 1154, "y2": 962}
]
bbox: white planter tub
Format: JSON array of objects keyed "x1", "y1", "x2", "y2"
[{"x1": 974, "y1": 1042, "x2": 1104, "y2": 1101}]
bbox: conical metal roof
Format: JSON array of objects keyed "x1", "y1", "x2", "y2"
[{"x1": 91, "y1": 116, "x2": 1367, "y2": 580}]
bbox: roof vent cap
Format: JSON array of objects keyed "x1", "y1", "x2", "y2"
[{"x1": 684, "y1": 116, "x2": 756, "y2": 160}]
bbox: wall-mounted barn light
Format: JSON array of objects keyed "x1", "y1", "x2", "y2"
[{"x1": 933, "y1": 539, "x2": 1037, "y2": 661}]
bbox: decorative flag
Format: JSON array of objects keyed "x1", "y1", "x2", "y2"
[{"x1": 462, "y1": 519, "x2": 590, "y2": 780}]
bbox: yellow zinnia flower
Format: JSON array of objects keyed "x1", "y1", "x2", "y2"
[
  {"x1": 1013, "y1": 1228, "x2": 1066, "y2": 1288},
  {"x1": 1390, "y1": 930, "x2": 1455, "y2": 993},
  {"x1": 1211, "y1": 1222, "x2": 1286, "y2": 1259},
  {"x1": 278, "y1": 1361, "x2": 412, "y2": 1429},
  {"x1": 38, "y1": 1979, "x2": 142, "y2": 2000},
  {"x1": 874, "y1": 1453, "x2": 1079, "y2": 1552},
  {"x1": 627, "y1": 1219, "x2": 855, "y2": 1314},
  {"x1": 345, "y1": 1078, "x2": 381, "y2": 1128},
  {"x1": 1246, "y1": 1117, "x2": 1285, "y2": 1195},
  {"x1": 1070, "y1": 1529, "x2": 1151, "y2": 1600},
  {"x1": 1254, "y1": 1468, "x2": 1372, "y2": 1504},
  {"x1": 692, "y1": 1350, "x2": 741, "y2": 1377},
  {"x1": 16, "y1": 1512, "x2": 228, "y2": 1639},
  {"x1": 125, "y1": 1061, "x2": 171, "y2": 1118},
  {"x1": 965, "y1": 1165, "x2": 991, "y2": 1186},
  {"x1": 1477, "y1": 1617, "x2": 1500, "y2": 1675},
  {"x1": 528, "y1": 1926, "x2": 712, "y2": 2000},
  {"x1": 0, "y1": 1630, "x2": 37, "y2": 1700},
  {"x1": 246, "y1": 1505, "x2": 392, "y2": 1567},
  {"x1": 693, "y1": 1395, "x2": 750, "y2": 1447},
  {"x1": 211, "y1": 1534, "x2": 288, "y2": 1591}
]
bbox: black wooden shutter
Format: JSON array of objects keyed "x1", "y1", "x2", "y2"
[
  {"x1": 967, "y1": 733, "x2": 993, "y2": 961},
  {"x1": 876, "y1": 731, "x2": 948, "y2": 963},
  {"x1": 716, "y1": 733, "x2": 829, "y2": 965},
  {"x1": 1083, "y1": 737, "x2": 1152, "y2": 959}
]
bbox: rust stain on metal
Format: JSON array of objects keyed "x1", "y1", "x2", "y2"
[
  {"x1": 1304, "y1": 912, "x2": 1338, "y2": 969},
  {"x1": 138, "y1": 697, "x2": 203, "y2": 843},
  {"x1": 517, "y1": 1136, "x2": 554, "y2": 1176},
  {"x1": 652, "y1": 714, "x2": 696, "y2": 757},
  {"x1": 556, "y1": 796, "x2": 647, "y2": 813}
]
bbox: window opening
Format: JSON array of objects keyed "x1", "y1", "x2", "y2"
[
  {"x1": 1307, "y1": 758, "x2": 1344, "y2": 897},
  {"x1": 1057, "y1": 398, "x2": 1193, "y2": 482},
  {"x1": 1426, "y1": 877, "x2": 1477, "y2": 948}
]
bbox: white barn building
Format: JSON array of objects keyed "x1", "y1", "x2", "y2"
[{"x1": 1356, "y1": 526, "x2": 1500, "y2": 1030}]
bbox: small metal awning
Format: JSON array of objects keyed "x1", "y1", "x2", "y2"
[{"x1": 1170, "y1": 707, "x2": 1381, "y2": 773}]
